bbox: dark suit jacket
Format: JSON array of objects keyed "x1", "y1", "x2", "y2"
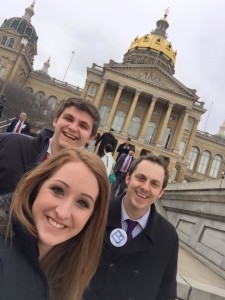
[
  {"x1": 114, "y1": 153, "x2": 135, "y2": 174},
  {"x1": 116, "y1": 142, "x2": 135, "y2": 160},
  {"x1": 6, "y1": 118, "x2": 31, "y2": 135},
  {"x1": 84, "y1": 195, "x2": 179, "y2": 300}
]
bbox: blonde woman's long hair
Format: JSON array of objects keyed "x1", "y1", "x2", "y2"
[{"x1": 9, "y1": 148, "x2": 110, "y2": 300}]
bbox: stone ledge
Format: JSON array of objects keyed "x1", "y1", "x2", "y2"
[{"x1": 177, "y1": 275, "x2": 225, "y2": 300}]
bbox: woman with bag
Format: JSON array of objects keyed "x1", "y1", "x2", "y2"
[{"x1": 101, "y1": 144, "x2": 116, "y2": 184}]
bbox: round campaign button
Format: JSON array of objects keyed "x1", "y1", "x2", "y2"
[{"x1": 110, "y1": 228, "x2": 127, "y2": 247}]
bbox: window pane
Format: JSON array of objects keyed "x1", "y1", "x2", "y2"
[
  {"x1": 112, "y1": 111, "x2": 125, "y2": 132},
  {"x1": 188, "y1": 147, "x2": 198, "y2": 170},
  {"x1": 197, "y1": 151, "x2": 210, "y2": 174},
  {"x1": 209, "y1": 155, "x2": 222, "y2": 178}
]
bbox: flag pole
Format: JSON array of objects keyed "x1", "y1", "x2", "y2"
[
  {"x1": 204, "y1": 101, "x2": 213, "y2": 132},
  {"x1": 62, "y1": 50, "x2": 75, "y2": 82}
]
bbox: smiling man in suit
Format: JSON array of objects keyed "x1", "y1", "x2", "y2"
[
  {"x1": 6, "y1": 112, "x2": 31, "y2": 135},
  {"x1": 84, "y1": 154, "x2": 178, "y2": 300}
]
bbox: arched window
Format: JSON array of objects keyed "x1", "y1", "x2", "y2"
[
  {"x1": 144, "y1": 122, "x2": 156, "y2": 143},
  {"x1": 209, "y1": 155, "x2": 222, "y2": 178},
  {"x1": 8, "y1": 38, "x2": 14, "y2": 48},
  {"x1": 112, "y1": 110, "x2": 125, "y2": 132},
  {"x1": 179, "y1": 141, "x2": 186, "y2": 156},
  {"x1": 188, "y1": 147, "x2": 199, "y2": 170},
  {"x1": 46, "y1": 96, "x2": 57, "y2": 111},
  {"x1": 162, "y1": 128, "x2": 172, "y2": 149},
  {"x1": 99, "y1": 105, "x2": 109, "y2": 127},
  {"x1": 198, "y1": 151, "x2": 210, "y2": 174},
  {"x1": 35, "y1": 91, "x2": 45, "y2": 108},
  {"x1": 128, "y1": 116, "x2": 141, "y2": 138},
  {"x1": 43, "y1": 96, "x2": 57, "y2": 117},
  {"x1": 87, "y1": 85, "x2": 96, "y2": 97},
  {"x1": 24, "y1": 86, "x2": 33, "y2": 93},
  {"x1": 1, "y1": 35, "x2": 7, "y2": 45}
]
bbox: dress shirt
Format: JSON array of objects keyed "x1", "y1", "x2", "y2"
[
  {"x1": 119, "y1": 154, "x2": 132, "y2": 173},
  {"x1": 13, "y1": 121, "x2": 24, "y2": 133},
  {"x1": 121, "y1": 197, "x2": 150, "y2": 238}
]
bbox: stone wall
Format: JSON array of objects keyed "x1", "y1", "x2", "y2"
[{"x1": 160, "y1": 179, "x2": 225, "y2": 279}]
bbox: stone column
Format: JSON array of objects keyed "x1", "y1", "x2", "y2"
[
  {"x1": 80, "y1": 79, "x2": 91, "y2": 99},
  {"x1": 172, "y1": 108, "x2": 190, "y2": 154},
  {"x1": 121, "y1": 90, "x2": 141, "y2": 137},
  {"x1": 138, "y1": 96, "x2": 157, "y2": 142},
  {"x1": 183, "y1": 119, "x2": 199, "y2": 163},
  {"x1": 94, "y1": 78, "x2": 107, "y2": 108},
  {"x1": 155, "y1": 102, "x2": 174, "y2": 147},
  {"x1": 105, "y1": 84, "x2": 124, "y2": 130}
]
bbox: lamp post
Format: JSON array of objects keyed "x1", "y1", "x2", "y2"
[{"x1": 0, "y1": 35, "x2": 29, "y2": 98}]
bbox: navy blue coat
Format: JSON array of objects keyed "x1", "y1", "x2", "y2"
[
  {"x1": 6, "y1": 118, "x2": 31, "y2": 135},
  {"x1": 84, "y1": 196, "x2": 178, "y2": 300},
  {"x1": 0, "y1": 128, "x2": 53, "y2": 194}
]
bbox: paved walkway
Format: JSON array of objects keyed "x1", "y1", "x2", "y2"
[
  {"x1": 155, "y1": 201, "x2": 225, "y2": 291},
  {"x1": 178, "y1": 245, "x2": 225, "y2": 290}
]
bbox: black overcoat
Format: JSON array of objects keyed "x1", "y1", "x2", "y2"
[
  {"x1": 0, "y1": 196, "x2": 49, "y2": 300},
  {"x1": 84, "y1": 196, "x2": 178, "y2": 300}
]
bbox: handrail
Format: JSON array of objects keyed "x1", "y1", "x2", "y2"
[{"x1": 0, "y1": 117, "x2": 14, "y2": 132}]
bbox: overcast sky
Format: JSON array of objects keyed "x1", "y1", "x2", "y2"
[{"x1": 1, "y1": 0, "x2": 225, "y2": 134}]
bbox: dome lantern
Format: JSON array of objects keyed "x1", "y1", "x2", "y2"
[{"x1": 123, "y1": 9, "x2": 177, "y2": 75}]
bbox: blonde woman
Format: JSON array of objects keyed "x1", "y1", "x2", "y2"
[{"x1": 0, "y1": 148, "x2": 110, "y2": 300}]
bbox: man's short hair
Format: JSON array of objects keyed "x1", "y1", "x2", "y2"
[
  {"x1": 54, "y1": 97, "x2": 100, "y2": 136},
  {"x1": 109, "y1": 128, "x2": 114, "y2": 132},
  {"x1": 128, "y1": 154, "x2": 169, "y2": 189},
  {"x1": 127, "y1": 137, "x2": 131, "y2": 141}
]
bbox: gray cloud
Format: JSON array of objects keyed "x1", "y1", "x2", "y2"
[{"x1": 1, "y1": 0, "x2": 225, "y2": 134}]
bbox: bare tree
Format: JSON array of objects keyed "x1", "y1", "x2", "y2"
[{"x1": 0, "y1": 79, "x2": 54, "y2": 133}]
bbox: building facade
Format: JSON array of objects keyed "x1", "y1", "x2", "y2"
[{"x1": 0, "y1": 3, "x2": 225, "y2": 183}]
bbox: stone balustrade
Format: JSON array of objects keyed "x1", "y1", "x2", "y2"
[{"x1": 159, "y1": 179, "x2": 225, "y2": 299}]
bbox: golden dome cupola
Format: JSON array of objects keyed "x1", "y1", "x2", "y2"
[{"x1": 123, "y1": 10, "x2": 177, "y2": 75}]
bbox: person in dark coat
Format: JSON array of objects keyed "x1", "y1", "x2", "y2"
[
  {"x1": 6, "y1": 112, "x2": 31, "y2": 135},
  {"x1": 95, "y1": 128, "x2": 117, "y2": 157},
  {"x1": 0, "y1": 148, "x2": 110, "y2": 300},
  {"x1": 111, "y1": 148, "x2": 135, "y2": 198},
  {"x1": 0, "y1": 97, "x2": 100, "y2": 195},
  {"x1": 116, "y1": 137, "x2": 135, "y2": 160},
  {"x1": 0, "y1": 94, "x2": 6, "y2": 118},
  {"x1": 84, "y1": 154, "x2": 179, "y2": 300}
]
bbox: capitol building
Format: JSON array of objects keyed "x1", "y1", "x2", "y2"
[{"x1": 1, "y1": 2, "x2": 225, "y2": 183}]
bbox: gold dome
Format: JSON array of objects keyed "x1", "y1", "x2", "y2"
[
  {"x1": 124, "y1": 12, "x2": 177, "y2": 74},
  {"x1": 128, "y1": 33, "x2": 176, "y2": 65}
]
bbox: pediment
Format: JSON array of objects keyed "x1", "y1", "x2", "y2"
[{"x1": 106, "y1": 64, "x2": 196, "y2": 99}]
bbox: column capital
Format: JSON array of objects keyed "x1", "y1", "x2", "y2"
[
  {"x1": 151, "y1": 94, "x2": 159, "y2": 101},
  {"x1": 151, "y1": 96, "x2": 158, "y2": 102},
  {"x1": 135, "y1": 90, "x2": 141, "y2": 96},
  {"x1": 102, "y1": 77, "x2": 108, "y2": 84},
  {"x1": 183, "y1": 107, "x2": 191, "y2": 114},
  {"x1": 85, "y1": 78, "x2": 91, "y2": 84},
  {"x1": 118, "y1": 84, "x2": 125, "y2": 90},
  {"x1": 168, "y1": 102, "x2": 175, "y2": 108}
]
